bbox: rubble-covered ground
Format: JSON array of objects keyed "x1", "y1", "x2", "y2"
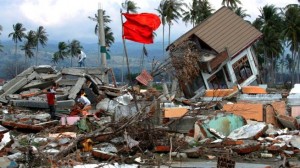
[{"x1": 0, "y1": 66, "x2": 300, "y2": 168}]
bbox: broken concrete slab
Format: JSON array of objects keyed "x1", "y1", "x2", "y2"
[
  {"x1": 37, "y1": 72, "x2": 61, "y2": 81},
  {"x1": 290, "y1": 136, "x2": 300, "y2": 149},
  {"x1": 68, "y1": 77, "x2": 86, "y2": 99},
  {"x1": 57, "y1": 79, "x2": 78, "y2": 86},
  {"x1": 276, "y1": 114, "x2": 299, "y2": 130},
  {"x1": 11, "y1": 99, "x2": 75, "y2": 109},
  {"x1": 237, "y1": 94, "x2": 282, "y2": 103},
  {"x1": 228, "y1": 122, "x2": 267, "y2": 140},
  {"x1": 1, "y1": 67, "x2": 34, "y2": 93},
  {"x1": 21, "y1": 80, "x2": 54, "y2": 91}
]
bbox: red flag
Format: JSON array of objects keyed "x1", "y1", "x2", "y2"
[
  {"x1": 122, "y1": 13, "x2": 161, "y2": 44},
  {"x1": 123, "y1": 21, "x2": 153, "y2": 44},
  {"x1": 123, "y1": 13, "x2": 161, "y2": 31}
]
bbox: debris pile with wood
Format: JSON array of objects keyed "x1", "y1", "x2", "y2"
[{"x1": 0, "y1": 66, "x2": 299, "y2": 167}]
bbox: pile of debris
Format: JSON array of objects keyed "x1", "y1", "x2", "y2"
[{"x1": 0, "y1": 66, "x2": 299, "y2": 167}]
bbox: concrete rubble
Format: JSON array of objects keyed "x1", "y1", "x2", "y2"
[{"x1": 0, "y1": 66, "x2": 299, "y2": 167}]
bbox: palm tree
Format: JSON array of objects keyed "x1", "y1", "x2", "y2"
[
  {"x1": 222, "y1": 0, "x2": 241, "y2": 8},
  {"x1": 156, "y1": 0, "x2": 167, "y2": 56},
  {"x1": 8, "y1": 23, "x2": 26, "y2": 56},
  {"x1": 282, "y1": 4, "x2": 300, "y2": 83},
  {"x1": 21, "y1": 30, "x2": 36, "y2": 64},
  {"x1": 285, "y1": 53, "x2": 294, "y2": 81},
  {"x1": 104, "y1": 27, "x2": 115, "y2": 47},
  {"x1": 88, "y1": 11, "x2": 115, "y2": 47},
  {"x1": 53, "y1": 41, "x2": 69, "y2": 65},
  {"x1": 252, "y1": 5, "x2": 283, "y2": 84},
  {"x1": 68, "y1": 40, "x2": 82, "y2": 67},
  {"x1": 164, "y1": 0, "x2": 186, "y2": 45},
  {"x1": 182, "y1": 0, "x2": 213, "y2": 26},
  {"x1": 233, "y1": 7, "x2": 250, "y2": 20},
  {"x1": 121, "y1": 0, "x2": 139, "y2": 13},
  {"x1": 34, "y1": 26, "x2": 48, "y2": 66},
  {"x1": 278, "y1": 58, "x2": 285, "y2": 83}
]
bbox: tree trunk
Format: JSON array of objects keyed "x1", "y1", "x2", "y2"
[
  {"x1": 168, "y1": 23, "x2": 171, "y2": 46},
  {"x1": 35, "y1": 45, "x2": 39, "y2": 66}
]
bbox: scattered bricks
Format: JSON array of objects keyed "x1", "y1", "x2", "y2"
[
  {"x1": 154, "y1": 145, "x2": 171, "y2": 153},
  {"x1": 232, "y1": 140, "x2": 261, "y2": 154},
  {"x1": 217, "y1": 157, "x2": 236, "y2": 168},
  {"x1": 222, "y1": 139, "x2": 244, "y2": 146},
  {"x1": 222, "y1": 103, "x2": 263, "y2": 121},
  {"x1": 267, "y1": 143, "x2": 287, "y2": 153},
  {"x1": 91, "y1": 149, "x2": 118, "y2": 160}
]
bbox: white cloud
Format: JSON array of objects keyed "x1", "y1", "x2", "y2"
[{"x1": 1, "y1": 0, "x2": 297, "y2": 43}]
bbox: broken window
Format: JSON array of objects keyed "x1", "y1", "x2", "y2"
[
  {"x1": 208, "y1": 69, "x2": 228, "y2": 89},
  {"x1": 233, "y1": 56, "x2": 253, "y2": 84}
]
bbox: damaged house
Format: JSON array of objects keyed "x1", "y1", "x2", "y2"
[{"x1": 168, "y1": 7, "x2": 262, "y2": 98}]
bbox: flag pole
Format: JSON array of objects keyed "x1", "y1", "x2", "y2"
[{"x1": 120, "y1": 10, "x2": 139, "y2": 112}]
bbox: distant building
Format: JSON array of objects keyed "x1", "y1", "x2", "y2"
[{"x1": 167, "y1": 6, "x2": 262, "y2": 98}]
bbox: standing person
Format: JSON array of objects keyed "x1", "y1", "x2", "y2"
[
  {"x1": 46, "y1": 88, "x2": 56, "y2": 120},
  {"x1": 78, "y1": 50, "x2": 87, "y2": 67},
  {"x1": 76, "y1": 92, "x2": 91, "y2": 115}
]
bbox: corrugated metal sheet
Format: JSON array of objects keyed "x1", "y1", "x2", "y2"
[
  {"x1": 136, "y1": 69, "x2": 153, "y2": 86},
  {"x1": 170, "y1": 6, "x2": 262, "y2": 57}
]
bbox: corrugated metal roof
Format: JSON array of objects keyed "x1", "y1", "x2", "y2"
[
  {"x1": 136, "y1": 69, "x2": 153, "y2": 86},
  {"x1": 170, "y1": 6, "x2": 262, "y2": 57}
]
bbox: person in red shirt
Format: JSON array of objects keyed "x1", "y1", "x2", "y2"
[{"x1": 46, "y1": 88, "x2": 56, "y2": 119}]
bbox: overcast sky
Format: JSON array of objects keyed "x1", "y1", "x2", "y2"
[{"x1": 0, "y1": 0, "x2": 297, "y2": 44}]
